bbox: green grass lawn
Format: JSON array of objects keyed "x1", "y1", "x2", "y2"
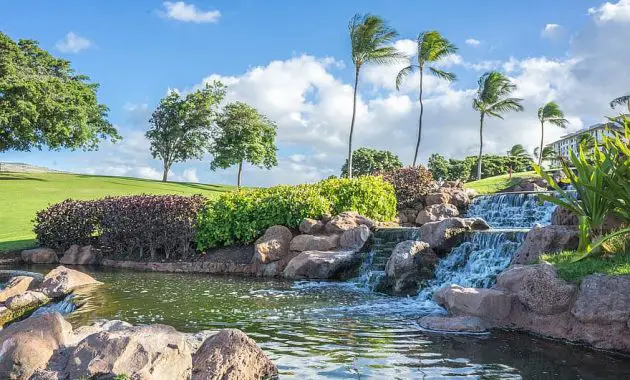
[
  {"x1": 0, "y1": 172, "x2": 233, "y2": 252},
  {"x1": 541, "y1": 251, "x2": 630, "y2": 282},
  {"x1": 464, "y1": 171, "x2": 541, "y2": 195}
]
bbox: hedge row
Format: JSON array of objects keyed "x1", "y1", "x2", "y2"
[
  {"x1": 379, "y1": 166, "x2": 435, "y2": 209},
  {"x1": 196, "y1": 176, "x2": 397, "y2": 250},
  {"x1": 34, "y1": 195, "x2": 204, "y2": 259}
]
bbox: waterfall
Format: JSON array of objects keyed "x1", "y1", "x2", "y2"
[
  {"x1": 31, "y1": 294, "x2": 77, "y2": 317},
  {"x1": 466, "y1": 192, "x2": 556, "y2": 228}
]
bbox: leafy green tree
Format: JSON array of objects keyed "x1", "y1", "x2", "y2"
[
  {"x1": 508, "y1": 144, "x2": 531, "y2": 160},
  {"x1": 610, "y1": 94, "x2": 630, "y2": 111},
  {"x1": 0, "y1": 32, "x2": 119, "y2": 153},
  {"x1": 146, "y1": 82, "x2": 225, "y2": 182},
  {"x1": 210, "y1": 102, "x2": 278, "y2": 188},
  {"x1": 396, "y1": 31, "x2": 457, "y2": 167},
  {"x1": 340, "y1": 147, "x2": 402, "y2": 177},
  {"x1": 534, "y1": 146, "x2": 558, "y2": 164},
  {"x1": 347, "y1": 14, "x2": 402, "y2": 178},
  {"x1": 472, "y1": 71, "x2": 524, "y2": 180},
  {"x1": 537, "y1": 101, "x2": 568, "y2": 166},
  {"x1": 427, "y1": 153, "x2": 450, "y2": 180}
]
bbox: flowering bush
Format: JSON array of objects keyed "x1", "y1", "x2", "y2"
[{"x1": 379, "y1": 166, "x2": 435, "y2": 209}]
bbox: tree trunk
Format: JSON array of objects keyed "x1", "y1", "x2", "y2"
[
  {"x1": 477, "y1": 113, "x2": 485, "y2": 180},
  {"x1": 413, "y1": 69, "x2": 425, "y2": 167},
  {"x1": 538, "y1": 120, "x2": 545, "y2": 167},
  {"x1": 237, "y1": 160, "x2": 243, "y2": 189},
  {"x1": 347, "y1": 66, "x2": 360, "y2": 179},
  {"x1": 162, "y1": 161, "x2": 170, "y2": 182}
]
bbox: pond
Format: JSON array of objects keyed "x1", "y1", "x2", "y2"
[{"x1": 24, "y1": 265, "x2": 630, "y2": 379}]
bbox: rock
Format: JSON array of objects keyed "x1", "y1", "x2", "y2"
[
  {"x1": 60, "y1": 245, "x2": 101, "y2": 265},
  {"x1": 0, "y1": 270, "x2": 44, "y2": 284},
  {"x1": 70, "y1": 319, "x2": 134, "y2": 345},
  {"x1": 445, "y1": 188, "x2": 470, "y2": 209},
  {"x1": 434, "y1": 285, "x2": 514, "y2": 320},
  {"x1": 0, "y1": 312, "x2": 73, "y2": 379},
  {"x1": 379, "y1": 241, "x2": 437, "y2": 296},
  {"x1": 5, "y1": 290, "x2": 49, "y2": 311},
  {"x1": 418, "y1": 217, "x2": 487, "y2": 254},
  {"x1": 289, "y1": 234, "x2": 339, "y2": 252},
  {"x1": 21, "y1": 248, "x2": 58, "y2": 264},
  {"x1": 299, "y1": 218, "x2": 325, "y2": 234},
  {"x1": 425, "y1": 192, "x2": 451, "y2": 206},
  {"x1": 325, "y1": 211, "x2": 374, "y2": 233},
  {"x1": 551, "y1": 207, "x2": 579, "y2": 226},
  {"x1": 465, "y1": 188, "x2": 477, "y2": 199},
  {"x1": 496, "y1": 264, "x2": 576, "y2": 315},
  {"x1": 0, "y1": 276, "x2": 34, "y2": 302},
  {"x1": 339, "y1": 225, "x2": 370, "y2": 249},
  {"x1": 571, "y1": 274, "x2": 630, "y2": 324},
  {"x1": 36, "y1": 266, "x2": 102, "y2": 298},
  {"x1": 283, "y1": 250, "x2": 362, "y2": 280},
  {"x1": 415, "y1": 204, "x2": 459, "y2": 225},
  {"x1": 64, "y1": 324, "x2": 192, "y2": 380},
  {"x1": 191, "y1": 329, "x2": 277, "y2": 380},
  {"x1": 397, "y1": 209, "x2": 419, "y2": 225},
  {"x1": 511, "y1": 226, "x2": 579, "y2": 264},
  {"x1": 185, "y1": 331, "x2": 218, "y2": 354},
  {"x1": 253, "y1": 225, "x2": 293, "y2": 264},
  {"x1": 418, "y1": 316, "x2": 488, "y2": 333}
]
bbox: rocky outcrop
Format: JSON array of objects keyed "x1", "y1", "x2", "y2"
[
  {"x1": 551, "y1": 206, "x2": 579, "y2": 226},
  {"x1": 36, "y1": 266, "x2": 102, "y2": 298},
  {"x1": 192, "y1": 329, "x2": 277, "y2": 380},
  {"x1": 571, "y1": 275, "x2": 630, "y2": 324},
  {"x1": 325, "y1": 211, "x2": 374, "y2": 233},
  {"x1": 425, "y1": 192, "x2": 450, "y2": 206},
  {"x1": 0, "y1": 276, "x2": 34, "y2": 302},
  {"x1": 21, "y1": 248, "x2": 58, "y2": 264},
  {"x1": 283, "y1": 250, "x2": 362, "y2": 280},
  {"x1": 339, "y1": 225, "x2": 370, "y2": 249},
  {"x1": 396, "y1": 208, "x2": 419, "y2": 225},
  {"x1": 511, "y1": 225, "x2": 579, "y2": 264},
  {"x1": 415, "y1": 204, "x2": 459, "y2": 225},
  {"x1": 290, "y1": 234, "x2": 339, "y2": 252},
  {"x1": 4, "y1": 290, "x2": 49, "y2": 311},
  {"x1": 378, "y1": 241, "x2": 437, "y2": 296},
  {"x1": 60, "y1": 245, "x2": 101, "y2": 265},
  {"x1": 434, "y1": 285, "x2": 514, "y2": 320},
  {"x1": 253, "y1": 225, "x2": 293, "y2": 263},
  {"x1": 419, "y1": 217, "x2": 490, "y2": 254},
  {"x1": 418, "y1": 315, "x2": 488, "y2": 333},
  {"x1": 299, "y1": 218, "x2": 325, "y2": 234}
]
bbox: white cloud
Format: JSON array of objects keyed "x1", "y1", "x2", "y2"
[
  {"x1": 55, "y1": 32, "x2": 92, "y2": 53},
  {"x1": 541, "y1": 24, "x2": 564, "y2": 39},
  {"x1": 161, "y1": 1, "x2": 221, "y2": 23},
  {"x1": 181, "y1": 168, "x2": 199, "y2": 183},
  {"x1": 465, "y1": 38, "x2": 481, "y2": 46},
  {"x1": 589, "y1": 0, "x2": 630, "y2": 22}
]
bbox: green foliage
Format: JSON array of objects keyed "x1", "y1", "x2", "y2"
[
  {"x1": 428, "y1": 153, "x2": 532, "y2": 182},
  {"x1": 427, "y1": 154, "x2": 450, "y2": 180},
  {"x1": 541, "y1": 250, "x2": 630, "y2": 282},
  {"x1": 464, "y1": 171, "x2": 540, "y2": 195},
  {"x1": 379, "y1": 166, "x2": 434, "y2": 209},
  {"x1": 534, "y1": 146, "x2": 558, "y2": 164},
  {"x1": 0, "y1": 32, "x2": 119, "y2": 153},
  {"x1": 196, "y1": 176, "x2": 397, "y2": 249},
  {"x1": 340, "y1": 147, "x2": 402, "y2": 177},
  {"x1": 508, "y1": 144, "x2": 531, "y2": 160},
  {"x1": 210, "y1": 102, "x2": 278, "y2": 187},
  {"x1": 537, "y1": 101, "x2": 568, "y2": 166},
  {"x1": 146, "y1": 82, "x2": 226, "y2": 181}
]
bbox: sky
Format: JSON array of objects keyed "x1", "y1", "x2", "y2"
[{"x1": 2, "y1": 0, "x2": 630, "y2": 186}]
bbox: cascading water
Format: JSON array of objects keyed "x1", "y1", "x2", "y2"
[{"x1": 466, "y1": 192, "x2": 557, "y2": 228}]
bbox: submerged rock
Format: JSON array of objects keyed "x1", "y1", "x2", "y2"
[
  {"x1": 254, "y1": 225, "x2": 293, "y2": 264},
  {"x1": 511, "y1": 225, "x2": 579, "y2": 264},
  {"x1": 21, "y1": 248, "x2": 58, "y2": 264},
  {"x1": 418, "y1": 316, "x2": 488, "y2": 333},
  {"x1": 283, "y1": 250, "x2": 362, "y2": 280},
  {"x1": 378, "y1": 241, "x2": 437, "y2": 296}
]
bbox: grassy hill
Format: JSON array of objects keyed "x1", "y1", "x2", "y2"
[
  {"x1": 464, "y1": 171, "x2": 540, "y2": 195},
  {"x1": 0, "y1": 172, "x2": 233, "y2": 251}
]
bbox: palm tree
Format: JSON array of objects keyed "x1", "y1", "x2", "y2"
[
  {"x1": 472, "y1": 71, "x2": 524, "y2": 180},
  {"x1": 610, "y1": 94, "x2": 630, "y2": 111},
  {"x1": 537, "y1": 101, "x2": 569, "y2": 166},
  {"x1": 347, "y1": 14, "x2": 402, "y2": 178},
  {"x1": 508, "y1": 144, "x2": 531, "y2": 160},
  {"x1": 395, "y1": 31, "x2": 457, "y2": 167},
  {"x1": 534, "y1": 146, "x2": 558, "y2": 165}
]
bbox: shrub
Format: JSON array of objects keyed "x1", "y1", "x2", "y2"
[
  {"x1": 379, "y1": 166, "x2": 434, "y2": 209},
  {"x1": 196, "y1": 176, "x2": 397, "y2": 250},
  {"x1": 33, "y1": 199, "x2": 102, "y2": 250}
]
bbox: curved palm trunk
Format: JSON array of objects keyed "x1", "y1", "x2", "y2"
[
  {"x1": 412, "y1": 69, "x2": 424, "y2": 167},
  {"x1": 477, "y1": 113, "x2": 485, "y2": 180},
  {"x1": 347, "y1": 66, "x2": 360, "y2": 179},
  {"x1": 538, "y1": 120, "x2": 545, "y2": 167}
]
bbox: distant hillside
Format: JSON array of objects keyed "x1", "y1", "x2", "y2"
[
  {"x1": 0, "y1": 172, "x2": 234, "y2": 251},
  {"x1": 0, "y1": 162, "x2": 62, "y2": 173}
]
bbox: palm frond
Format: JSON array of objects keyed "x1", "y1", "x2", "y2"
[
  {"x1": 488, "y1": 97, "x2": 524, "y2": 114},
  {"x1": 349, "y1": 14, "x2": 401, "y2": 68},
  {"x1": 395, "y1": 65, "x2": 416, "y2": 91},
  {"x1": 610, "y1": 95, "x2": 630, "y2": 110},
  {"x1": 429, "y1": 67, "x2": 456, "y2": 82},
  {"x1": 538, "y1": 101, "x2": 569, "y2": 128}
]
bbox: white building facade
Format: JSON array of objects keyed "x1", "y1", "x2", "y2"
[{"x1": 546, "y1": 122, "x2": 621, "y2": 166}]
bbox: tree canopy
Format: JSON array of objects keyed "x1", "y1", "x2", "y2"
[
  {"x1": 0, "y1": 32, "x2": 119, "y2": 153},
  {"x1": 146, "y1": 82, "x2": 226, "y2": 182},
  {"x1": 341, "y1": 147, "x2": 403, "y2": 177},
  {"x1": 210, "y1": 101, "x2": 278, "y2": 188}
]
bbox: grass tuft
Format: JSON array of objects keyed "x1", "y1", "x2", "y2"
[
  {"x1": 464, "y1": 171, "x2": 540, "y2": 195},
  {"x1": 540, "y1": 250, "x2": 630, "y2": 282}
]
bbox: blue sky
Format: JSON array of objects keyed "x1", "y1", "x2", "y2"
[{"x1": 2, "y1": 1, "x2": 629, "y2": 185}]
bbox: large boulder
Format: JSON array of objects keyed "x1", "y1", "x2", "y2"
[
  {"x1": 0, "y1": 276, "x2": 34, "y2": 302},
  {"x1": 444, "y1": 188, "x2": 471, "y2": 209},
  {"x1": 253, "y1": 225, "x2": 293, "y2": 264},
  {"x1": 571, "y1": 274, "x2": 630, "y2": 324},
  {"x1": 379, "y1": 241, "x2": 437, "y2": 296},
  {"x1": 418, "y1": 315, "x2": 488, "y2": 333},
  {"x1": 424, "y1": 192, "x2": 451, "y2": 206},
  {"x1": 325, "y1": 211, "x2": 374, "y2": 233},
  {"x1": 339, "y1": 225, "x2": 370, "y2": 250},
  {"x1": 36, "y1": 266, "x2": 102, "y2": 298},
  {"x1": 283, "y1": 250, "x2": 362, "y2": 280},
  {"x1": 191, "y1": 329, "x2": 277, "y2": 380},
  {"x1": 496, "y1": 263, "x2": 576, "y2": 315},
  {"x1": 415, "y1": 204, "x2": 459, "y2": 225},
  {"x1": 60, "y1": 245, "x2": 101, "y2": 265},
  {"x1": 551, "y1": 207, "x2": 579, "y2": 226},
  {"x1": 299, "y1": 218, "x2": 325, "y2": 234},
  {"x1": 397, "y1": 209, "x2": 419, "y2": 225},
  {"x1": 21, "y1": 248, "x2": 58, "y2": 264},
  {"x1": 0, "y1": 270, "x2": 44, "y2": 284},
  {"x1": 434, "y1": 285, "x2": 514, "y2": 320},
  {"x1": 0, "y1": 312, "x2": 73, "y2": 379},
  {"x1": 511, "y1": 225, "x2": 579, "y2": 264},
  {"x1": 63, "y1": 324, "x2": 192, "y2": 380},
  {"x1": 290, "y1": 234, "x2": 339, "y2": 252},
  {"x1": 4, "y1": 290, "x2": 49, "y2": 311},
  {"x1": 418, "y1": 217, "x2": 489, "y2": 254}
]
